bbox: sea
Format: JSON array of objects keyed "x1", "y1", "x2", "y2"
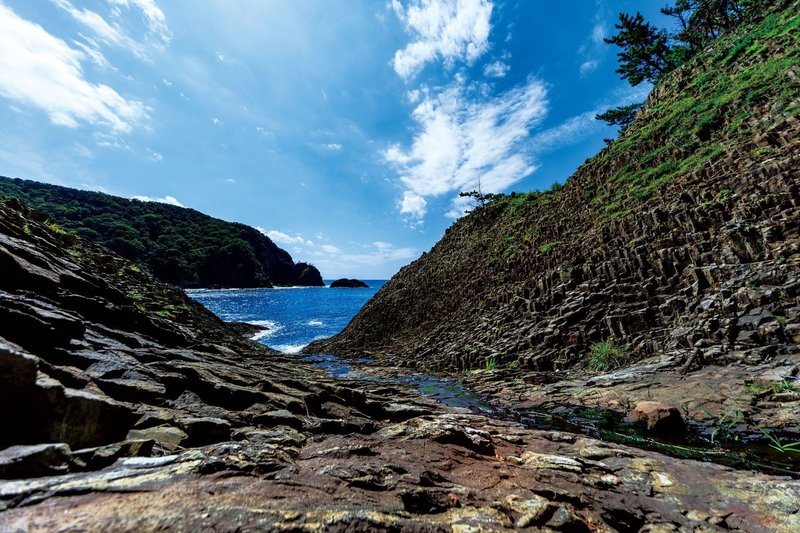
[
  {"x1": 187, "y1": 279, "x2": 501, "y2": 414},
  {"x1": 187, "y1": 280, "x2": 387, "y2": 353}
]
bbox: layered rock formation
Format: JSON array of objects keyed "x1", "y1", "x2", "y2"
[
  {"x1": 310, "y1": 2, "x2": 800, "y2": 378},
  {"x1": 2, "y1": 191, "x2": 799, "y2": 530}
]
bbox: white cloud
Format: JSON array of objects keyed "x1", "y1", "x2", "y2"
[
  {"x1": 162, "y1": 78, "x2": 173, "y2": 87},
  {"x1": 529, "y1": 84, "x2": 652, "y2": 154},
  {"x1": 579, "y1": 60, "x2": 599, "y2": 76},
  {"x1": 107, "y1": 0, "x2": 171, "y2": 42},
  {"x1": 0, "y1": 3, "x2": 147, "y2": 133},
  {"x1": 212, "y1": 117, "x2": 222, "y2": 126},
  {"x1": 52, "y1": 0, "x2": 170, "y2": 60},
  {"x1": 391, "y1": 0, "x2": 493, "y2": 79},
  {"x1": 305, "y1": 240, "x2": 419, "y2": 278},
  {"x1": 578, "y1": 17, "x2": 606, "y2": 77},
  {"x1": 530, "y1": 111, "x2": 598, "y2": 152},
  {"x1": 256, "y1": 126, "x2": 274, "y2": 138},
  {"x1": 72, "y1": 38, "x2": 111, "y2": 69},
  {"x1": 322, "y1": 143, "x2": 342, "y2": 151},
  {"x1": 320, "y1": 244, "x2": 340, "y2": 254},
  {"x1": 591, "y1": 22, "x2": 606, "y2": 44},
  {"x1": 445, "y1": 193, "x2": 473, "y2": 219},
  {"x1": 400, "y1": 191, "x2": 428, "y2": 219},
  {"x1": 483, "y1": 60, "x2": 509, "y2": 78},
  {"x1": 225, "y1": 177, "x2": 237, "y2": 184},
  {"x1": 146, "y1": 148, "x2": 163, "y2": 161},
  {"x1": 385, "y1": 77, "x2": 548, "y2": 221},
  {"x1": 259, "y1": 229, "x2": 313, "y2": 247},
  {"x1": 132, "y1": 195, "x2": 183, "y2": 206}
]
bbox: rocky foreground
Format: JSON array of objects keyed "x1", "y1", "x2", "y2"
[
  {"x1": 1, "y1": 201, "x2": 800, "y2": 530},
  {"x1": 307, "y1": 0, "x2": 800, "y2": 462}
]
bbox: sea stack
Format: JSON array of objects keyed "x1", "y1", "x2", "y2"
[{"x1": 330, "y1": 278, "x2": 369, "y2": 288}]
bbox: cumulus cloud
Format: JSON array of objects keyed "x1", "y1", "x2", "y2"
[
  {"x1": 259, "y1": 229, "x2": 313, "y2": 247},
  {"x1": 320, "y1": 244, "x2": 340, "y2": 254},
  {"x1": 385, "y1": 77, "x2": 548, "y2": 221},
  {"x1": 483, "y1": 60, "x2": 509, "y2": 78},
  {"x1": 306, "y1": 240, "x2": 419, "y2": 278},
  {"x1": 391, "y1": 0, "x2": 493, "y2": 79},
  {"x1": 0, "y1": 3, "x2": 147, "y2": 132},
  {"x1": 132, "y1": 195, "x2": 182, "y2": 206}
]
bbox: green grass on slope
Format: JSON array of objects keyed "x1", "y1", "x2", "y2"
[{"x1": 457, "y1": 0, "x2": 798, "y2": 242}]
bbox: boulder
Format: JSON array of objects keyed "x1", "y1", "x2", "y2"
[
  {"x1": 0, "y1": 443, "x2": 72, "y2": 479},
  {"x1": 628, "y1": 401, "x2": 686, "y2": 435},
  {"x1": 329, "y1": 278, "x2": 369, "y2": 288}
]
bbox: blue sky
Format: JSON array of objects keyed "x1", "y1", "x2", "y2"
[{"x1": 0, "y1": 1, "x2": 670, "y2": 278}]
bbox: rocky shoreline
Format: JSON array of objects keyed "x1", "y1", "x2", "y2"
[{"x1": 2, "y1": 197, "x2": 799, "y2": 531}]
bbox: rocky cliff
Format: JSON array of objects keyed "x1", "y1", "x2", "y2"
[
  {"x1": 2, "y1": 192, "x2": 799, "y2": 531},
  {"x1": 2, "y1": 2, "x2": 800, "y2": 529},
  {"x1": 310, "y1": 1, "x2": 800, "y2": 376},
  {"x1": 0, "y1": 176, "x2": 324, "y2": 289}
]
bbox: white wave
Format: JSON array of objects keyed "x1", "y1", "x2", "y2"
[
  {"x1": 274, "y1": 343, "x2": 308, "y2": 354},
  {"x1": 307, "y1": 320, "x2": 324, "y2": 327},
  {"x1": 247, "y1": 319, "x2": 281, "y2": 340}
]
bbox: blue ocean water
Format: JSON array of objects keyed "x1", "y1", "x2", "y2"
[{"x1": 187, "y1": 281, "x2": 386, "y2": 353}]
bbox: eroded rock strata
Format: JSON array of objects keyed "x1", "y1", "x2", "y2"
[
  {"x1": 310, "y1": 2, "x2": 800, "y2": 377},
  {"x1": 307, "y1": 2, "x2": 800, "y2": 440},
  {"x1": 1, "y1": 187, "x2": 799, "y2": 530}
]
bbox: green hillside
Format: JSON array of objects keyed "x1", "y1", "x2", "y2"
[
  {"x1": 0, "y1": 177, "x2": 323, "y2": 288},
  {"x1": 310, "y1": 0, "x2": 800, "y2": 371}
]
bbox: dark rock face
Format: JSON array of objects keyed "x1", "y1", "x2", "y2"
[
  {"x1": 294, "y1": 262, "x2": 324, "y2": 286},
  {"x1": 330, "y1": 278, "x2": 369, "y2": 288},
  {"x1": 0, "y1": 444, "x2": 71, "y2": 479},
  {"x1": 308, "y1": 7, "x2": 800, "y2": 379}
]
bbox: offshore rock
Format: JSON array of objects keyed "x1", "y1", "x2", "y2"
[{"x1": 330, "y1": 278, "x2": 369, "y2": 288}]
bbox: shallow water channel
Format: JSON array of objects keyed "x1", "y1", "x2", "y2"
[{"x1": 303, "y1": 353, "x2": 800, "y2": 478}]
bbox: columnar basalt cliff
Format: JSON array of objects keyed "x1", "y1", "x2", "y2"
[{"x1": 310, "y1": 2, "x2": 800, "y2": 376}]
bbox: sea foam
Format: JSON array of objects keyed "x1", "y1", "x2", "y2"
[{"x1": 246, "y1": 319, "x2": 281, "y2": 340}]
